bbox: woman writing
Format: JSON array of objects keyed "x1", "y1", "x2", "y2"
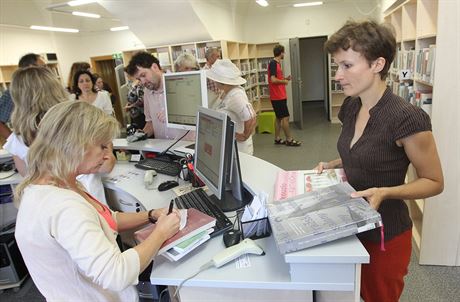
[
  {"x1": 317, "y1": 20, "x2": 443, "y2": 302},
  {"x1": 14, "y1": 101, "x2": 180, "y2": 301}
]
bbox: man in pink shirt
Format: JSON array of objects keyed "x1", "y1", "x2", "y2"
[{"x1": 125, "y1": 52, "x2": 189, "y2": 139}]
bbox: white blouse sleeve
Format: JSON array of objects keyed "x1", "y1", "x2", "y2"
[
  {"x1": 3, "y1": 133, "x2": 29, "y2": 161},
  {"x1": 50, "y1": 200, "x2": 140, "y2": 291},
  {"x1": 100, "y1": 91, "x2": 114, "y2": 115}
]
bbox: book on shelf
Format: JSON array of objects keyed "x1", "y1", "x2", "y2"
[
  {"x1": 134, "y1": 208, "x2": 216, "y2": 256},
  {"x1": 268, "y1": 182, "x2": 382, "y2": 254},
  {"x1": 158, "y1": 52, "x2": 171, "y2": 67},
  {"x1": 274, "y1": 169, "x2": 347, "y2": 201}
]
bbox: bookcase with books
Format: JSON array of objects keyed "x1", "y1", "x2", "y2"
[
  {"x1": 328, "y1": 56, "x2": 344, "y2": 123},
  {"x1": 122, "y1": 40, "x2": 279, "y2": 114},
  {"x1": 0, "y1": 53, "x2": 63, "y2": 92},
  {"x1": 383, "y1": 0, "x2": 460, "y2": 266}
]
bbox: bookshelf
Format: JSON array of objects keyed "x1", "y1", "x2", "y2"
[
  {"x1": 384, "y1": 0, "x2": 460, "y2": 266},
  {"x1": 328, "y1": 59, "x2": 344, "y2": 123},
  {"x1": 122, "y1": 40, "x2": 279, "y2": 114},
  {"x1": 0, "y1": 53, "x2": 64, "y2": 92}
]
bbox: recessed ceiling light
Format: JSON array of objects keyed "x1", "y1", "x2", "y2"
[
  {"x1": 72, "y1": 11, "x2": 100, "y2": 18},
  {"x1": 110, "y1": 26, "x2": 129, "y2": 32},
  {"x1": 293, "y1": 1, "x2": 323, "y2": 7},
  {"x1": 67, "y1": 0, "x2": 97, "y2": 6},
  {"x1": 30, "y1": 25, "x2": 79, "y2": 33},
  {"x1": 256, "y1": 0, "x2": 269, "y2": 7}
]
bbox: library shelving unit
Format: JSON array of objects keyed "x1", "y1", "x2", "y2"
[
  {"x1": 122, "y1": 40, "x2": 279, "y2": 114},
  {"x1": 328, "y1": 57, "x2": 344, "y2": 123},
  {"x1": 384, "y1": 0, "x2": 459, "y2": 266},
  {"x1": 0, "y1": 53, "x2": 63, "y2": 93}
]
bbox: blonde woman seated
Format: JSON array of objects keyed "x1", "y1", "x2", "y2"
[
  {"x1": 72, "y1": 70, "x2": 113, "y2": 115},
  {"x1": 4, "y1": 66, "x2": 113, "y2": 204},
  {"x1": 15, "y1": 101, "x2": 180, "y2": 301},
  {"x1": 206, "y1": 59, "x2": 257, "y2": 155}
]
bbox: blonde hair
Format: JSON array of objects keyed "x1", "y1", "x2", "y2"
[
  {"x1": 10, "y1": 66, "x2": 69, "y2": 146},
  {"x1": 14, "y1": 101, "x2": 120, "y2": 204}
]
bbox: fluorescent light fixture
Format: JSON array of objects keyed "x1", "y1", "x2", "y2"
[
  {"x1": 110, "y1": 26, "x2": 129, "y2": 31},
  {"x1": 293, "y1": 1, "x2": 323, "y2": 7},
  {"x1": 67, "y1": 0, "x2": 97, "y2": 6},
  {"x1": 256, "y1": 0, "x2": 269, "y2": 7},
  {"x1": 72, "y1": 11, "x2": 100, "y2": 18},
  {"x1": 30, "y1": 25, "x2": 79, "y2": 33}
]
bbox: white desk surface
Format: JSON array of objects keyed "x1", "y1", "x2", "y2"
[
  {"x1": 103, "y1": 140, "x2": 369, "y2": 292},
  {"x1": 112, "y1": 138, "x2": 194, "y2": 155}
]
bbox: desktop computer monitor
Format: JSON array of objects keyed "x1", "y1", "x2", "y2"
[
  {"x1": 194, "y1": 107, "x2": 253, "y2": 212},
  {"x1": 163, "y1": 70, "x2": 208, "y2": 131}
]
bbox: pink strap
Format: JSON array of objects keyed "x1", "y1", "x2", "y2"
[
  {"x1": 86, "y1": 193, "x2": 118, "y2": 231},
  {"x1": 380, "y1": 224, "x2": 386, "y2": 251}
]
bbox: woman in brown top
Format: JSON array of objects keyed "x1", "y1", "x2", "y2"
[{"x1": 316, "y1": 20, "x2": 443, "y2": 302}]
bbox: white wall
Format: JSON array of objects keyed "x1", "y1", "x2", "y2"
[
  {"x1": 54, "y1": 30, "x2": 143, "y2": 86},
  {"x1": 242, "y1": 1, "x2": 381, "y2": 42}
]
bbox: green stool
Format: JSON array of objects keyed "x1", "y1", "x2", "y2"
[{"x1": 257, "y1": 111, "x2": 276, "y2": 134}]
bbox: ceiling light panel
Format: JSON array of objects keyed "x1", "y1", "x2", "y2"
[
  {"x1": 110, "y1": 26, "x2": 129, "y2": 31},
  {"x1": 293, "y1": 1, "x2": 323, "y2": 7},
  {"x1": 256, "y1": 0, "x2": 269, "y2": 7},
  {"x1": 30, "y1": 25, "x2": 79, "y2": 33},
  {"x1": 72, "y1": 11, "x2": 101, "y2": 18},
  {"x1": 67, "y1": 0, "x2": 97, "y2": 7}
]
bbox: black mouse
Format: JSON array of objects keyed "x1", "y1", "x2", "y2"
[
  {"x1": 158, "y1": 180, "x2": 179, "y2": 192},
  {"x1": 223, "y1": 230, "x2": 241, "y2": 248}
]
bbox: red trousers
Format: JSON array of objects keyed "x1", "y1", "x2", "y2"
[{"x1": 360, "y1": 229, "x2": 412, "y2": 302}]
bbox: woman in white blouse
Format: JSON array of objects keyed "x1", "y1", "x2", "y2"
[
  {"x1": 72, "y1": 70, "x2": 113, "y2": 115},
  {"x1": 4, "y1": 66, "x2": 113, "y2": 204},
  {"x1": 14, "y1": 101, "x2": 180, "y2": 301},
  {"x1": 206, "y1": 59, "x2": 257, "y2": 155}
]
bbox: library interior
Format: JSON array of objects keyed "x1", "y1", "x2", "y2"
[{"x1": 0, "y1": 0, "x2": 459, "y2": 301}]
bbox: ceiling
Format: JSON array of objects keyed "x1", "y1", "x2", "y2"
[{"x1": 0, "y1": 0, "x2": 348, "y2": 34}]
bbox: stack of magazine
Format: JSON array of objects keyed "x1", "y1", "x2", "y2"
[
  {"x1": 135, "y1": 208, "x2": 215, "y2": 261},
  {"x1": 268, "y1": 182, "x2": 382, "y2": 254}
]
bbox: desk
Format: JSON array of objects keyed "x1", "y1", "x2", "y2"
[{"x1": 107, "y1": 139, "x2": 368, "y2": 302}]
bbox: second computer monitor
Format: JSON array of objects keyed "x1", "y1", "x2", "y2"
[
  {"x1": 194, "y1": 107, "x2": 252, "y2": 212},
  {"x1": 163, "y1": 70, "x2": 208, "y2": 131}
]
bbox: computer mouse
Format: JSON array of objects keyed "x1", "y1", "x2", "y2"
[
  {"x1": 223, "y1": 230, "x2": 241, "y2": 248},
  {"x1": 158, "y1": 180, "x2": 179, "y2": 192}
]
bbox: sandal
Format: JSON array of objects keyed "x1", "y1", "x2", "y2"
[
  {"x1": 274, "y1": 138, "x2": 285, "y2": 145},
  {"x1": 285, "y1": 139, "x2": 301, "y2": 147}
]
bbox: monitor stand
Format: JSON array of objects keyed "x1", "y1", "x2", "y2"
[{"x1": 211, "y1": 187, "x2": 253, "y2": 213}]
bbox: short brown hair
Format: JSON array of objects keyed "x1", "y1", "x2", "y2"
[
  {"x1": 273, "y1": 45, "x2": 284, "y2": 57},
  {"x1": 324, "y1": 20, "x2": 396, "y2": 79},
  {"x1": 125, "y1": 51, "x2": 160, "y2": 76}
]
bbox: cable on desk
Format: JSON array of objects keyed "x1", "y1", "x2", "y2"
[{"x1": 173, "y1": 261, "x2": 214, "y2": 297}]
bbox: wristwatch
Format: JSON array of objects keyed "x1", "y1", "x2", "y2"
[{"x1": 148, "y1": 209, "x2": 157, "y2": 224}]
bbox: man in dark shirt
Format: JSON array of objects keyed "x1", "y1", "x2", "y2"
[{"x1": 268, "y1": 45, "x2": 301, "y2": 146}]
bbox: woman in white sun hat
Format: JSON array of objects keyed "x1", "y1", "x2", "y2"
[{"x1": 206, "y1": 59, "x2": 257, "y2": 155}]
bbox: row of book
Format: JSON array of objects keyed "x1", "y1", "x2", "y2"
[
  {"x1": 392, "y1": 48, "x2": 416, "y2": 72},
  {"x1": 415, "y1": 45, "x2": 436, "y2": 84},
  {"x1": 331, "y1": 80, "x2": 342, "y2": 92},
  {"x1": 391, "y1": 82, "x2": 433, "y2": 117}
]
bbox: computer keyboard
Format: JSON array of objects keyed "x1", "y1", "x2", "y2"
[
  {"x1": 174, "y1": 188, "x2": 233, "y2": 237},
  {"x1": 134, "y1": 157, "x2": 181, "y2": 176}
]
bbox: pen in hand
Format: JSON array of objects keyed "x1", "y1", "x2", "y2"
[{"x1": 168, "y1": 199, "x2": 174, "y2": 215}]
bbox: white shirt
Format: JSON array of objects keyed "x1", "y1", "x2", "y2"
[
  {"x1": 15, "y1": 185, "x2": 140, "y2": 301},
  {"x1": 93, "y1": 91, "x2": 114, "y2": 115},
  {"x1": 3, "y1": 133, "x2": 108, "y2": 205},
  {"x1": 216, "y1": 87, "x2": 255, "y2": 155},
  {"x1": 70, "y1": 91, "x2": 113, "y2": 115}
]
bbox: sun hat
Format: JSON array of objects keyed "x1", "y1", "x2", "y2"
[{"x1": 206, "y1": 59, "x2": 246, "y2": 86}]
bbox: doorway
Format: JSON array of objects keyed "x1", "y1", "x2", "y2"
[
  {"x1": 289, "y1": 36, "x2": 329, "y2": 129},
  {"x1": 90, "y1": 55, "x2": 124, "y2": 125}
]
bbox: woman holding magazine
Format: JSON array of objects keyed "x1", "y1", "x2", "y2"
[
  {"x1": 14, "y1": 101, "x2": 180, "y2": 301},
  {"x1": 315, "y1": 20, "x2": 443, "y2": 302}
]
